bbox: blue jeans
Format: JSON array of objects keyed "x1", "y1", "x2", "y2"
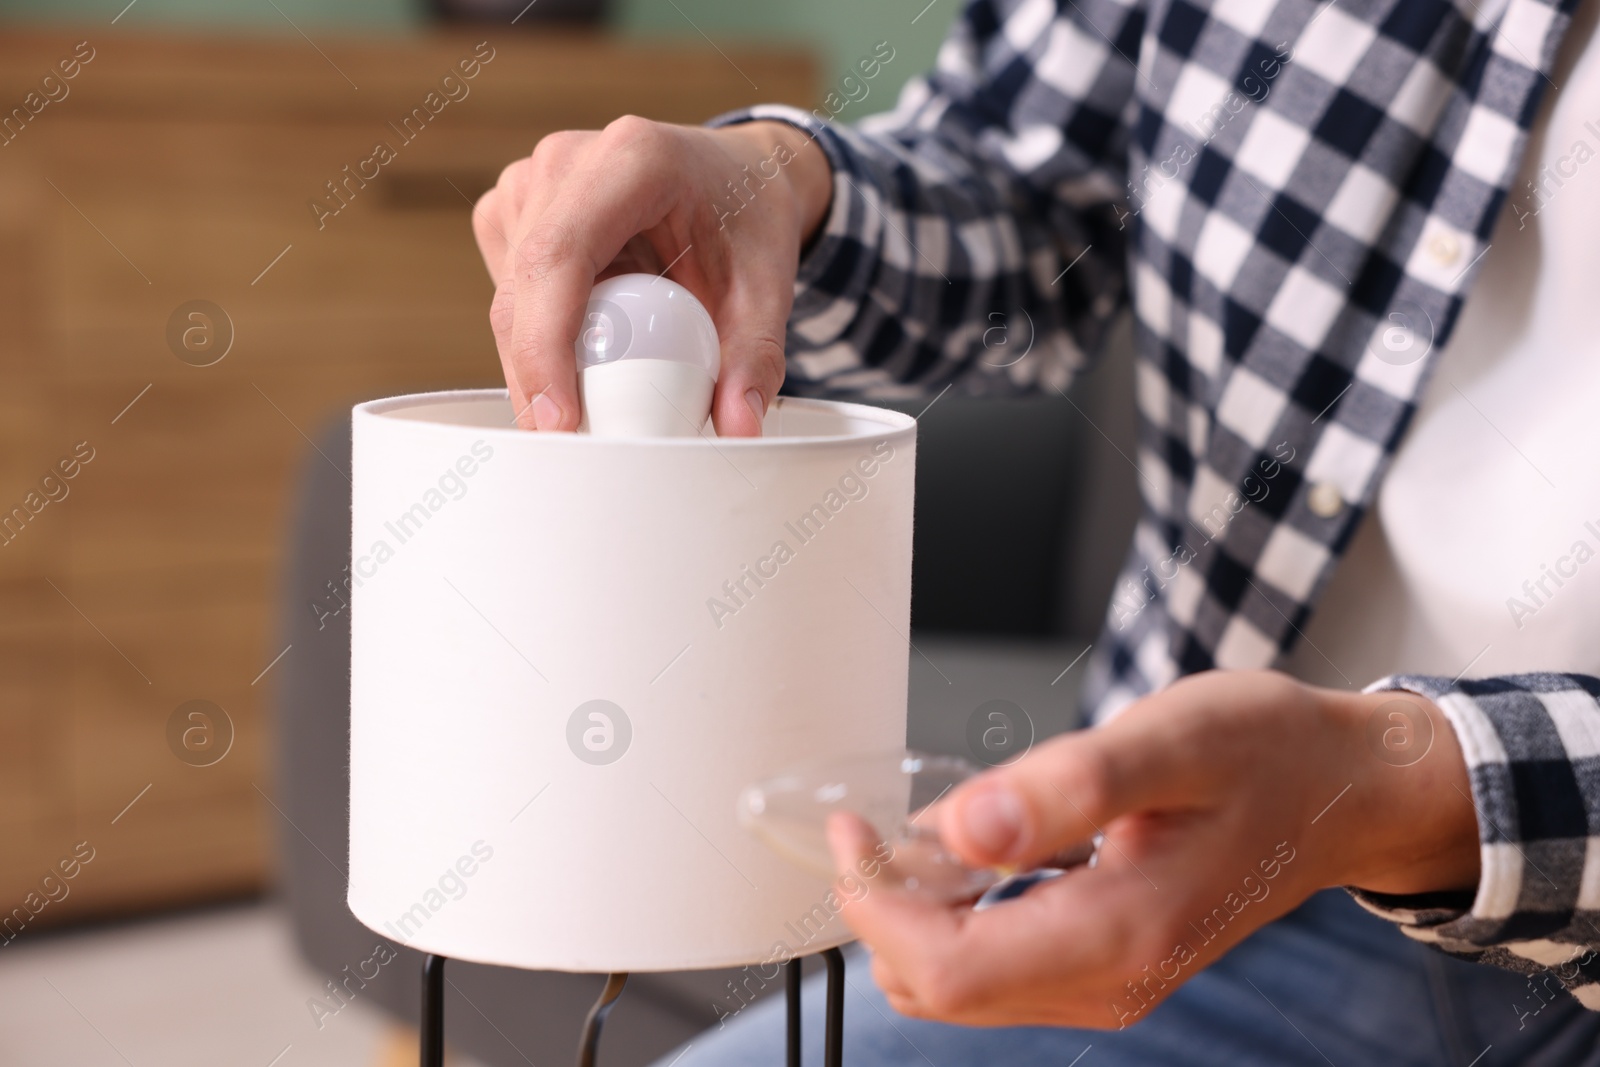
[{"x1": 653, "y1": 891, "x2": 1600, "y2": 1066}]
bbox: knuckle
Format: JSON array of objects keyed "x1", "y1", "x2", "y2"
[
  {"x1": 869, "y1": 955, "x2": 899, "y2": 990},
  {"x1": 471, "y1": 189, "x2": 501, "y2": 239},
  {"x1": 889, "y1": 995, "x2": 931, "y2": 1020},
  {"x1": 747, "y1": 333, "x2": 787, "y2": 384},
  {"x1": 524, "y1": 132, "x2": 589, "y2": 189},
  {"x1": 514, "y1": 221, "x2": 580, "y2": 282},
  {"x1": 509, "y1": 316, "x2": 559, "y2": 367},
  {"x1": 603, "y1": 114, "x2": 675, "y2": 167},
  {"x1": 603, "y1": 113, "x2": 657, "y2": 144},
  {"x1": 1069, "y1": 745, "x2": 1118, "y2": 818},
  {"x1": 494, "y1": 158, "x2": 531, "y2": 199},
  {"x1": 495, "y1": 157, "x2": 524, "y2": 185},
  {"x1": 1256, "y1": 668, "x2": 1304, "y2": 703},
  {"x1": 488, "y1": 282, "x2": 517, "y2": 336},
  {"x1": 529, "y1": 129, "x2": 581, "y2": 165}
]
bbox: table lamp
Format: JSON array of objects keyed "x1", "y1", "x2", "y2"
[{"x1": 347, "y1": 387, "x2": 916, "y2": 1065}]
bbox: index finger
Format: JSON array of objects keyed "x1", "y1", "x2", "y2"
[
  {"x1": 835, "y1": 848, "x2": 1154, "y2": 1022},
  {"x1": 504, "y1": 120, "x2": 679, "y2": 431}
]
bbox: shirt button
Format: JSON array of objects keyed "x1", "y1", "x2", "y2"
[
  {"x1": 1307, "y1": 482, "x2": 1344, "y2": 518},
  {"x1": 1427, "y1": 232, "x2": 1462, "y2": 265}
]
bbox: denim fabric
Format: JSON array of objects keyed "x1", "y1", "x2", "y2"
[{"x1": 653, "y1": 891, "x2": 1600, "y2": 1067}]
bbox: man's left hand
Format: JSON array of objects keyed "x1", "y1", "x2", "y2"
[{"x1": 828, "y1": 669, "x2": 1480, "y2": 1029}]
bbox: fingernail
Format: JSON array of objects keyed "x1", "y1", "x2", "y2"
[
  {"x1": 530, "y1": 393, "x2": 562, "y2": 432},
  {"x1": 961, "y1": 785, "x2": 1024, "y2": 860},
  {"x1": 745, "y1": 388, "x2": 766, "y2": 428}
]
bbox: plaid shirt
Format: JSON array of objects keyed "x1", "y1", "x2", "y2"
[{"x1": 714, "y1": 0, "x2": 1600, "y2": 1009}]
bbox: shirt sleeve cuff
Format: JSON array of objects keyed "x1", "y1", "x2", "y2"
[
  {"x1": 706, "y1": 104, "x2": 881, "y2": 350},
  {"x1": 1347, "y1": 675, "x2": 1510, "y2": 940},
  {"x1": 1348, "y1": 673, "x2": 1600, "y2": 999}
]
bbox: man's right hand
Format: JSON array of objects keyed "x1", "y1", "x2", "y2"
[{"x1": 471, "y1": 117, "x2": 833, "y2": 435}]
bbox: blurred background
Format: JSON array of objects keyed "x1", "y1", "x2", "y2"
[{"x1": 0, "y1": 1, "x2": 1138, "y2": 1064}]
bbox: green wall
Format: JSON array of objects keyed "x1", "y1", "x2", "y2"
[
  {"x1": 0, "y1": 0, "x2": 957, "y2": 119},
  {"x1": 0, "y1": 0, "x2": 423, "y2": 30},
  {"x1": 611, "y1": 0, "x2": 957, "y2": 120}
]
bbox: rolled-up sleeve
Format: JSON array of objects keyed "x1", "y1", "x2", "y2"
[
  {"x1": 1352, "y1": 673, "x2": 1600, "y2": 1010},
  {"x1": 709, "y1": 0, "x2": 1144, "y2": 397}
]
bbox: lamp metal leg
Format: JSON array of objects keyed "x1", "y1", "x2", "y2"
[
  {"x1": 786, "y1": 957, "x2": 803, "y2": 1067},
  {"x1": 426, "y1": 952, "x2": 824, "y2": 1067},
  {"x1": 823, "y1": 947, "x2": 845, "y2": 1067},
  {"x1": 577, "y1": 971, "x2": 629, "y2": 1067},
  {"x1": 421, "y1": 954, "x2": 446, "y2": 1067}
]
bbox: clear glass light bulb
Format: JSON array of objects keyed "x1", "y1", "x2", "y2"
[
  {"x1": 574, "y1": 273, "x2": 720, "y2": 437},
  {"x1": 738, "y1": 749, "x2": 1096, "y2": 909}
]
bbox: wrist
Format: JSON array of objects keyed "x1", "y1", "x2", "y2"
[
  {"x1": 719, "y1": 120, "x2": 833, "y2": 247},
  {"x1": 1326, "y1": 686, "x2": 1481, "y2": 896}
]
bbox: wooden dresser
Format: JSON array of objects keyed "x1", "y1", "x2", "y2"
[{"x1": 0, "y1": 28, "x2": 812, "y2": 926}]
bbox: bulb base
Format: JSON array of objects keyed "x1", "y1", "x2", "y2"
[{"x1": 577, "y1": 359, "x2": 716, "y2": 438}]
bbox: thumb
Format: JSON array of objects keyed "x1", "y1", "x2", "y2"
[
  {"x1": 709, "y1": 267, "x2": 791, "y2": 437},
  {"x1": 938, "y1": 718, "x2": 1201, "y2": 870}
]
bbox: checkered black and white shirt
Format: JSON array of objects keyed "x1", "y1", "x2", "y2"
[{"x1": 715, "y1": 0, "x2": 1600, "y2": 1009}]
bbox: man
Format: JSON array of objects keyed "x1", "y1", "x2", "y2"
[{"x1": 472, "y1": 0, "x2": 1600, "y2": 1060}]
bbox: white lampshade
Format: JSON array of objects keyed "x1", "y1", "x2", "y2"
[{"x1": 347, "y1": 390, "x2": 916, "y2": 972}]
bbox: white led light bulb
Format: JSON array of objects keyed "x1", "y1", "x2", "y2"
[{"x1": 574, "y1": 273, "x2": 720, "y2": 437}]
